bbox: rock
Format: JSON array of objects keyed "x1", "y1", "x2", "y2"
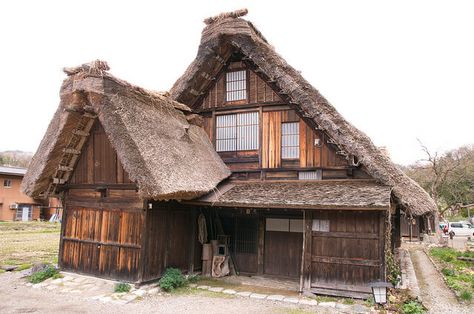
[
  {"x1": 133, "y1": 289, "x2": 147, "y2": 297},
  {"x1": 197, "y1": 285, "x2": 210, "y2": 290},
  {"x1": 299, "y1": 299, "x2": 318, "y2": 306},
  {"x1": 352, "y1": 304, "x2": 369, "y2": 313},
  {"x1": 222, "y1": 289, "x2": 237, "y2": 295},
  {"x1": 335, "y1": 303, "x2": 351, "y2": 310},
  {"x1": 99, "y1": 296, "x2": 113, "y2": 303},
  {"x1": 51, "y1": 278, "x2": 63, "y2": 284},
  {"x1": 45, "y1": 285, "x2": 58, "y2": 290},
  {"x1": 25, "y1": 283, "x2": 33, "y2": 287},
  {"x1": 147, "y1": 287, "x2": 160, "y2": 295},
  {"x1": 283, "y1": 297, "x2": 300, "y2": 304},
  {"x1": 267, "y1": 295, "x2": 285, "y2": 301},
  {"x1": 62, "y1": 276, "x2": 74, "y2": 282},
  {"x1": 208, "y1": 287, "x2": 224, "y2": 293},
  {"x1": 1, "y1": 265, "x2": 18, "y2": 271},
  {"x1": 122, "y1": 294, "x2": 138, "y2": 302},
  {"x1": 188, "y1": 283, "x2": 198, "y2": 288},
  {"x1": 236, "y1": 291, "x2": 252, "y2": 297},
  {"x1": 319, "y1": 301, "x2": 336, "y2": 308},
  {"x1": 31, "y1": 263, "x2": 49, "y2": 273},
  {"x1": 250, "y1": 293, "x2": 267, "y2": 299}
]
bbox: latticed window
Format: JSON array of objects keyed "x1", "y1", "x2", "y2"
[
  {"x1": 3, "y1": 179, "x2": 12, "y2": 188},
  {"x1": 226, "y1": 70, "x2": 247, "y2": 101},
  {"x1": 281, "y1": 122, "x2": 299, "y2": 159},
  {"x1": 216, "y1": 112, "x2": 259, "y2": 152}
]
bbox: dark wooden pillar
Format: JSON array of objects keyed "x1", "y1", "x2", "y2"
[
  {"x1": 57, "y1": 195, "x2": 68, "y2": 269},
  {"x1": 137, "y1": 200, "x2": 149, "y2": 283},
  {"x1": 188, "y1": 208, "x2": 197, "y2": 274},
  {"x1": 257, "y1": 216, "x2": 265, "y2": 275},
  {"x1": 303, "y1": 210, "x2": 312, "y2": 291}
]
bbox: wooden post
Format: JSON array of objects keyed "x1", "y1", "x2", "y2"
[
  {"x1": 299, "y1": 210, "x2": 305, "y2": 293},
  {"x1": 303, "y1": 210, "x2": 312, "y2": 291},
  {"x1": 57, "y1": 194, "x2": 68, "y2": 270},
  {"x1": 257, "y1": 216, "x2": 265, "y2": 274},
  {"x1": 188, "y1": 208, "x2": 197, "y2": 274},
  {"x1": 137, "y1": 200, "x2": 149, "y2": 283}
]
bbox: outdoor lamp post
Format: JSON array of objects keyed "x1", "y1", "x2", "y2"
[{"x1": 369, "y1": 281, "x2": 392, "y2": 304}]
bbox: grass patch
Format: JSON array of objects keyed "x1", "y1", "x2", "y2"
[
  {"x1": 29, "y1": 265, "x2": 59, "y2": 283},
  {"x1": 114, "y1": 283, "x2": 131, "y2": 293},
  {"x1": 15, "y1": 263, "x2": 32, "y2": 271},
  {"x1": 0, "y1": 221, "x2": 60, "y2": 267},
  {"x1": 429, "y1": 247, "x2": 474, "y2": 303},
  {"x1": 0, "y1": 269, "x2": 5, "y2": 274},
  {"x1": 402, "y1": 300, "x2": 425, "y2": 314},
  {"x1": 342, "y1": 298, "x2": 355, "y2": 305}
]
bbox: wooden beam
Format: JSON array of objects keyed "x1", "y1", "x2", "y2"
[
  {"x1": 57, "y1": 165, "x2": 74, "y2": 172},
  {"x1": 62, "y1": 148, "x2": 81, "y2": 155},
  {"x1": 72, "y1": 129, "x2": 89, "y2": 137},
  {"x1": 52, "y1": 178, "x2": 66, "y2": 184},
  {"x1": 303, "y1": 210, "x2": 312, "y2": 290},
  {"x1": 138, "y1": 201, "x2": 149, "y2": 283}
]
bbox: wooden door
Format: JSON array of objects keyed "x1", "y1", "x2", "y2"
[
  {"x1": 264, "y1": 218, "x2": 303, "y2": 278},
  {"x1": 233, "y1": 217, "x2": 258, "y2": 274},
  {"x1": 309, "y1": 210, "x2": 384, "y2": 293}
]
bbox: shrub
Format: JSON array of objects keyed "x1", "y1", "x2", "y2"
[
  {"x1": 460, "y1": 290, "x2": 472, "y2": 302},
  {"x1": 114, "y1": 282, "x2": 131, "y2": 293},
  {"x1": 159, "y1": 268, "x2": 186, "y2": 292},
  {"x1": 402, "y1": 300, "x2": 425, "y2": 314},
  {"x1": 441, "y1": 268, "x2": 455, "y2": 277},
  {"x1": 187, "y1": 273, "x2": 200, "y2": 283},
  {"x1": 29, "y1": 265, "x2": 59, "y2": 283}
]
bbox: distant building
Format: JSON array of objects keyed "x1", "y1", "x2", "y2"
[{"x1": 0, "y1": 166, "x2": 60, "y2": 221}]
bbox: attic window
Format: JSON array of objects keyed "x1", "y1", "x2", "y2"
[
  {"x1": 226, "y1": 70, "x2": 247, "y2": 101},
  {"x1": 216, "y1": 112, "x2": 259, "y2": 152},
  {"x1": 281, "y1": 122, "x2": 299, "y2": 159}
]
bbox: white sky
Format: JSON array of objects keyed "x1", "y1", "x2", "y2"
[{"x1": 0, "y1": 0, "x2": 472, "y2": 165}]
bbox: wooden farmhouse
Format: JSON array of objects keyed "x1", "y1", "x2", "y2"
[{"x1": 22, "y1": 10, "x2": 437, "y2": 297}]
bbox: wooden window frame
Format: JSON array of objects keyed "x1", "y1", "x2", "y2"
[
  {"x1": 3, "y1": 179, "x2": 12, "y2": 188},
  {"x1": 281, "y1": 122, "x2": 300, "y2": 160},
  {"x1": 225, "y1": 69, "x2": 248, "y2": 103},
  {"x1": 215, "y1": 111, "x2": 259, "y2": 152}
]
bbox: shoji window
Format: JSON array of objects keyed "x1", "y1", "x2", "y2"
[
  {"x1": 216, "y1": 112, "x2": 259, "y2": 152},
  {"x1": 281, "y1": 122, "x2": 299, "y2": 159},
  {"x1": 226, "y1": 70, "x2": 247, "y2": 101}
]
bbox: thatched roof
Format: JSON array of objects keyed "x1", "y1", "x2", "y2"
[
  {"x1": 193, "y1": 180, "x2": 391, "y2": 209},
  {"x1": 22, "y1": 62, "x2": 230, "y2": 200},
  {"x1": 170, "y1": 10, "x2": 436, "y2": 216}
]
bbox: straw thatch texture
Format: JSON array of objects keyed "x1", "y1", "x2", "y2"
[
  {"x1": 170, "y1": 11, "x2": 436, "y2": 216},
  {"x1": 195, "y1": 180, "x2": 391, "y2": 209},
  {"x1": 22, "y1": 63, "x2": 230, "y2": 200}
]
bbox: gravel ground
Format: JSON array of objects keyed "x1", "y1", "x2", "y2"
[
  {"x1": 410, "y1": 249, "x2": 473, "y2": 314},
  {"x1": 0, "y1": 272, "x2": 340, "y2": 314}
]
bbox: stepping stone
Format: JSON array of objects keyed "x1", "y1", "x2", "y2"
[
  {"x1": 91, "y1": 294, "x2": 105, "y2": 300},
  {"x1": 299, "y1": 299, "x2": 318, "y2": 306},
  {"x1": 147, "y1": 287, "x2": 160, "y2": 295},
  {"x1": 1, "y1": 265, "x2": 18, "y2": 271},
  {"x1": 267, "y1": 295, "x2": 285, "y2": 301},
  {"x1": 46, "y1": 285, "x2": 58, "y2": 290},
  {"x1": 250, "y1": 293, "x2": 267, "y2": 300},
  {"x1": 283, "y1": 297, "x2": 299, "y2": 304},
  {"x1": 122, "y1": 294, "x2": 138, "y2": 302},
  {"x1": 188, "y1": 283, "x2": 197, "y2": 288},
  {"x1": 352, "y1": 304, "x2": 369, "y2": 313},
  {"x1": 335, "y1": 303, "x2": 351, "y2": 310},
  {"x1": 51, "y1": 278, "x2": 63, "y2": 284},
  {"x1": 99, "y1": 296, "x2": 112, "y2": 303},
  {"x1": 62, "y1": 276, "x2": 74, "y2": 281},
  {"x1": 208, "y1": 287, "x2": 224, "y2": 293},
  {"x1": 73, "y1": 277, "x2": 87, "y2": 283},
  {"x1": 222, "y1": 289, "x2": 236, "y2": 295},
  {"x1": 25, "y1": 283, "x2": 33, "y2": 287},
  {"x1": 236, "y1": 291, "x2": 252, "y2": 297},
  {"x1": 197, "y1": 285, "x2": 210, "y2": 290},
  {"x1": 133, "y1": 289, "x2": 147, "y2": 297},
  {"x1": 319, "y1": 301, "x2": 336, "y2": 308}
]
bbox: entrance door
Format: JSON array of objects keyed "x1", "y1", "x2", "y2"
[
  {"x1": 21, "y1": 206, "x2": 31, "y2": 221},
  {"x1": 233, "y1": 217, "x2": 258, "y2": 274},
  {"x1": 264, "y1": 218, "x2": 303, "y2": 278}
]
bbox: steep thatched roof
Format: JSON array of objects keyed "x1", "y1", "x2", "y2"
[
  {"x1": 22, "y1": 62, "x2": 230, "y2": 200},
  {"x1": 170, "y1": 10, "x2": 436, "y2": 216},
  {"x1": 193, "y1": 180, "x2": 391, "y2": 209}
]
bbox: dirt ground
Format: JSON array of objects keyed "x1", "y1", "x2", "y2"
[
  {"x1": 0, "y1": 221, "x2": 60, "y2": 266},
  {"x1": 0, "y1": 272, "x2": 338, "y2": 314},
  {"x1": 410, "y1": 248, "x2": 474, "y2": 314}
]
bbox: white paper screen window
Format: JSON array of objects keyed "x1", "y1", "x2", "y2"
[
  {"x1": 312, "y1": 219, "x2": 330, "y2": 232},
  {"x1": 281, "y1": 122, "x2": 299, "y2": 159},
  {"x1": 266, "y1": 218, "x2": 288, "y2": 232},
  {"x1": 226, "y1": 70, "x2": 247, "y2": 101},
  {"x1": 216, "y1": 112, "x2": 258, "y2": 152}
]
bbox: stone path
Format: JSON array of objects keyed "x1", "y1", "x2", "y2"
[
  {"x1": 410, "y1": 249, "x2": 473, "y2": 314},
  {"x1": 18, "y1": 271, "x2": 373, "y2": 313}
]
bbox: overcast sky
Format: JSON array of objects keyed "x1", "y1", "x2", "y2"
[{"x1": 0, "y1": 0, "x2": 472, "y2": 165}]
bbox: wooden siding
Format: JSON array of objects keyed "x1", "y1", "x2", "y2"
[
  {"x1": 200, "y1": 63, "x2": 282, "y2": 109},
  {"x1": 60, "y1": 202, "x2": 143, "y2": 282},
  {"x1": 69, "y1": 122, "x2": 132, "y2": 185},
  {"x1": 306, "y1": 210, "x2": 385, "y2": 292}
]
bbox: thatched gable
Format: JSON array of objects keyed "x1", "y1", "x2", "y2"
[
  {"x1": 170, "y1": 10, "x2": 436, "y2": 216},
  {"x1": 22, "y1": 62, "x2": 230, "y2": 200}
]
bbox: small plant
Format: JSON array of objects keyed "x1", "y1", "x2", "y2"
[
  {"x1": 441, "y1": 268, "x2": 455, "y2": 277},
  {"x1": 342, "y1": 298, "x2": 354, "y2": 305},
  {"x1": 364, "y1": 295, "x2": 375, "y2": 307},
  {"x1": 29, "y1": 265, "x2": 59, "y2": 283},
  {"x1": 402, "y1": 300, "x2": 425, "y2": 314},
  {"x1": 159, "y1": 268, "x2": 186, "y2": 292},
  {"x1": 187, "y1": 273, "x2": 200, "y2": 283},
  {"x1": 114, "y1": 282, "x2": 131, "y2": 293},
  {"x1": 460, "y1": 290, "x2": 472, "y2": 302}
]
